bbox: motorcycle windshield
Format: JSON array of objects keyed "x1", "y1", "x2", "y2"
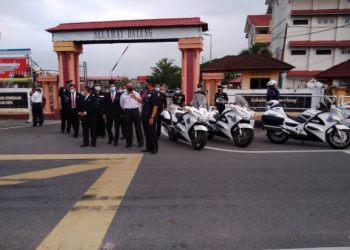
[
  {"x1": 191, "y1": 93, "x2": 208, "y2": 109},
  {"x1": 235, "y1": 95, "x2": 250, "y2": 109}
]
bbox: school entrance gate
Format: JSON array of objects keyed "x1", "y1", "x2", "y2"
[{"x1": 46, "y1": 17, "x2": 208, "y2": 103}]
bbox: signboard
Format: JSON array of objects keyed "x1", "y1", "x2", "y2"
[
  {"x1": 52, "y1": 27, "x2": 202, "y2": 43},
  {"x1": 241, "y1": 94, "x2": 312, "y2": 112},
  {"x1": 0, "y1": 58, "x2": 28, "y2": 79},
  {"x1": 0, "y1": 92, "x2": 28, "y2": 109}
]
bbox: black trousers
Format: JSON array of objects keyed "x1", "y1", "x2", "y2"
[
  {"x1": 124, "y1": 108, "x2": 144, "y2": 146},
  {"x1": 82, "y1": 117, "x2": 97, "y2": 145},
  {"x1": 106, "y1": 114, "x2": 121, "y2": 142},
  {"x1": 142, "y1": 115, "x2": 158, "y2": 151},
  {"x1": 60, "y1": 108, "x2": 68, "y2": 132},
  {"x1": 96, "y1": 113, "x2": 106, "y2": 136},
  {"x1": 156, "y1": 110, "x2": 163, "y2": 138},
  {"x1": 67, "y1": 109, "x2": 79, "y2": 136},
  {"x1": 120, "y1": 114, "x2": 126, "y2": 138},
  {"x1": 216, "y1": 104, "x2": 225, "y2": 114},
  {"x1": 32, "y1": 103, "x2": 43, "y2": 126}
]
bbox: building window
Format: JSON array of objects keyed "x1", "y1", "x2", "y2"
[
  {"x1": 291, "y1": 50, "x2": 307, "y2": 55},
  {"x1": 317, "y1": 18, "x2": 335, "y2": 25},
  {"x1": 257, "y1": 28, "x2": 269, "y2": 34},
  {"x1": 344, "y1": 16, "x2": 350, "y2": 24},
  {"x1": 250, "y1": 78, "x2": 270, "y2": 89},
  {"x1": 316, "y1": 49, "x2": 332, "y2": 55},
  {"x1": 341, "y1": 48, "x2": 350, "y2": 54},
  {"x1": 293, "y1": 19, "x2": 309, "y2": 25}
]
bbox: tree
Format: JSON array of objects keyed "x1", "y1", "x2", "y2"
[
  {"x1": 239, "y1": 43, "x2": 273, "y2": 57},
  {"x1": 151, "y1": 58, "x2": 182, "y2": 89}
]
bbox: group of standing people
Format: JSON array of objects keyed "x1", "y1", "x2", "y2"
[{"x1": 58, "y1": 77, "x2": 167, "y2": 154}]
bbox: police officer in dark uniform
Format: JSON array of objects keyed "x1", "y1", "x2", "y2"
[
  {"x1": 104, "y1": 81, "x2": 123, "y2": 146},
  {"x1": 58, "y1": 84, "x2": 69, "y2": 133},
  {"x1": 155, "y1": 83, "x2": 167, "y2": 138},
  {"x1": 92, "y1": 82, "x2": 106, "y2": 138},
  {"x1": 214, "y1": 85, "x2": 229, "y2": 114},
  {"x1": 78, "y1": 86, "x2": 98, "y2": 147},
  {"x1": 172, "y1": 87, "x2": 185, "y2": 107},
  {"x1": 141, "y1": 78, "x2": 159, "y2": 154}
]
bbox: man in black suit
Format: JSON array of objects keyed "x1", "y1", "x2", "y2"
[
  {"x1": 104, "y1": 82, "x2": 123, "y2": 146},
  {"x1": 78, "y1": 86, "x2": 98, "y2": 147},
  {"x1": 66, "y1": 83, "x2": 82, "y2": 138},
  {"x1": 58, "y1": 85, "x2": 69, "y2": 133}
]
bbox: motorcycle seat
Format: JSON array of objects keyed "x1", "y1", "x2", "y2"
[
  {"x1": 214, "y1": 113, "x2": 222, "y2": 121},
  {"x1": 287, "y1": 114, "x2": 306, "y2": 123}
]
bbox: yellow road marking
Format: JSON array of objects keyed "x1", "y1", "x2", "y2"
[
  {"x1": 0, "y1": 154, "x2": 127, "y2": 161},
  {"x1": 36, "y1": 154, "x2": 143, "y2": 250},
  {"x1": 0, "y1": 160, "x2": 111, "y2": 186},
  {"x1": 0, "y1": 154, "x2": 143, "y2": 250}
]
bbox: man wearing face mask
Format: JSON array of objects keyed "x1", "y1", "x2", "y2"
[
  {"x1": 92, "y1": 82, "x2": 106, "y2": 139},
  {"x1": 214, "y1": 85, "x2": 228, "y2": 114},
  {"x1": 155, "y1": 83, "x2": 167, "y2": 138},
  {"x1": 120, "y1": 82, "x2": 144, "y2": 148},
  {"x1": 66, "y1": 83, "x2": 82, "y2": 138},
  {"x1": 104, "y1": 81, "x2": 123, "y2": 146},
  {"x1": 78, "y1": 86, "x2": 98, "y2": 147},
  {"x1": 172, "y1": 87, "x2": 185, "y2": 107}
]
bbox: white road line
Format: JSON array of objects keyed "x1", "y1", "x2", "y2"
[
  {"x1": 161, "y1": 130, "x2": 350, "y2": 155},
  {"x1": 0, "y1": 121, "x2": 60, "y2": 130},
  {"x1": 269, "y1": 248, "x2": 350, "y2": 250}
]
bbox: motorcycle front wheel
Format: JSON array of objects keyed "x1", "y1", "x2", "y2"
[
  {"x1": 232, "y1": 128, "x2": 254, "y2": 147},
  {"x1": 266, "y1": 130, "x2": 289, "y2": 144},
  {"x1": 326, "y1": 128, "x2": 350, "y2": 149},
  {"x1": 191, "y1": 131, "x2": 208, "y2": 150}
]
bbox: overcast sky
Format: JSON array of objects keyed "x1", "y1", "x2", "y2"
[{"x1": 0, "y1": 0, "x2": 266, "y2": 78}]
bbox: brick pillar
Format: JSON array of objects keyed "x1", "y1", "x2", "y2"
[
  {"x1": 202, "y1": 72, "x2": 225, "y2": 106},
  {"x1": 178, "y1": 38, "x2": 203, "y2": 104},
  {"x1": 53, "y1": 41, "x2": 83, "y2": 91}
]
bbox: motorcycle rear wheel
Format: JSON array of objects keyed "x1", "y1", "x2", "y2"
[{"x1": 266, "y1": 130, "x2": 289, "y2": 144}]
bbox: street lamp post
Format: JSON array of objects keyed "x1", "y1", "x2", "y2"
[{"x1": 203, "y1": 33, "x2": 212, "y2": 61}]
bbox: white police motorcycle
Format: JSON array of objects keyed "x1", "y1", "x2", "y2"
[
  {"x1": 207, "y1": 95, "x2": 255, "y2": 147},
  {"x1": 262, "y1": 96, "x2": 350, "y2": 149},
  {"x1": 161, "y1": 92, "x2": 209, "y2": 150}
]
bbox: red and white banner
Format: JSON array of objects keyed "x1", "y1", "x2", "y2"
[{"x1": 0, "y1": 58, "x2": 28, "y2": 79}]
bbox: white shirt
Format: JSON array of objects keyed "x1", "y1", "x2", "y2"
[
  {"x1": 31, "y1": 91, "x2": 42, "y2": 103},
  {"x1": 120, "y1": 91, "x2": 141, "y2": 110}
]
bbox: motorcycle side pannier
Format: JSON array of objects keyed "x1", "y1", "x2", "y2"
[{"x1": 262, "y1": 115, "x2": 284, "y2": 126}]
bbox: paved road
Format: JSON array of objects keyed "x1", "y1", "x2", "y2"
[{"x1": 0, "y1": 120, "x2": 349, "y2": 250}]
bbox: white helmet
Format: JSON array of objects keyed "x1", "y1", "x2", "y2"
[{"x1": 266, "y1": 80, "x2": 277, "y2": 88}]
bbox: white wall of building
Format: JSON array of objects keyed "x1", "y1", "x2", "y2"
[{"x1": 269, "y1": 0, "x2": 350, "y2": 89}]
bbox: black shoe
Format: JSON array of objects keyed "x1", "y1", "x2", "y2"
[
  {"x1": 150, "y1": 149, "x2": 158, "y2": 155},
  {"x1": 66, "y1": 130, "x2": 71, "y2": 134},
  {"x1": 61, "y1": 130, "x2": 65, "y2": 134},
  {"x1": 126, "y1": 144, "x2": 132, "y2": 148},
  {"x1": 142, "y1": 149, "x2": 150, "y2": 153},
  {"x1": 91, "y1": 143, "x2": 96, "y2": 147},
  {"x1": 73, "y1": 134, "x2": 78, "y2": 138},
  {"x1": 114, "y1": 141, "x2": 118, "y2": 146},
  {"x1": 107, "y1": 140, "x2": 113, "y2": 145},
  {"x1": 39, "y1": 124, "x2": 43, "y2": 126},
  {"x1": 33, "y1": 124, "x2": 37, "y2": 127},
  {"x1": 80, "y1": 143, "x2": 89, "y2": 147}
]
